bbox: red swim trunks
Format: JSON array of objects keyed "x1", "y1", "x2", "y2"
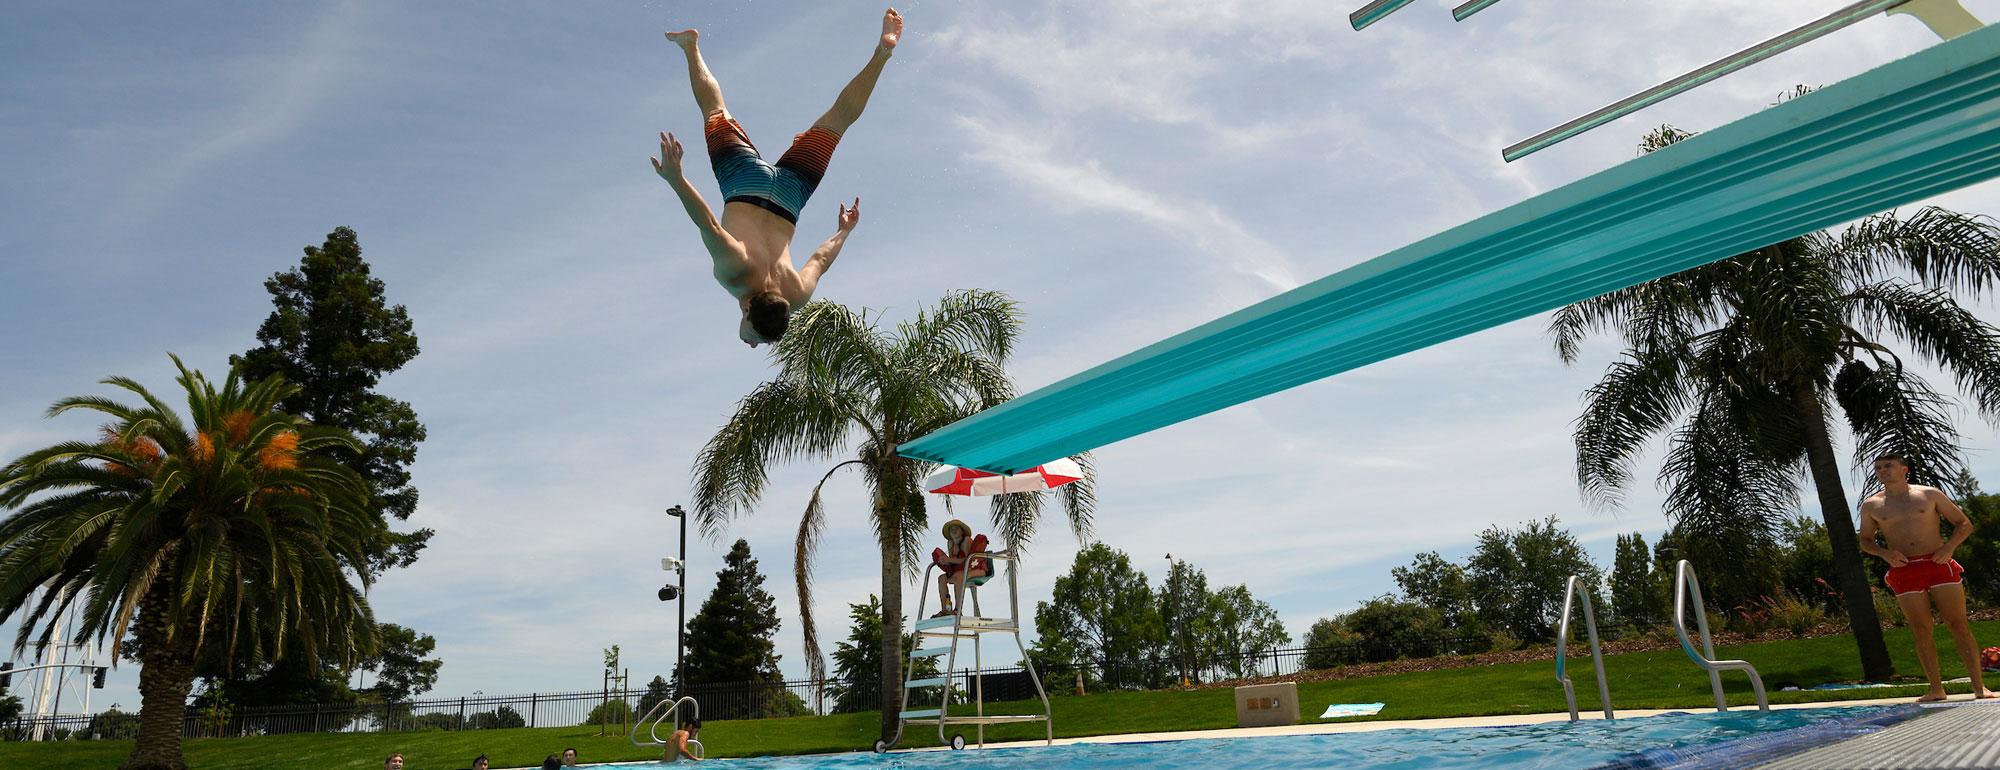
[{"x1": 1885, "y1": 554, "x2": 1965, "y2": 595}]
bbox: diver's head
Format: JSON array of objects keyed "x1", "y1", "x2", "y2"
[{"x1": 742, "y1": 291, "x2": 791, "y2": 346}]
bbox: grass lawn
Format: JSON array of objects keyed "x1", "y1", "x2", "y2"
[{"x1": 12, "y1": 621, "x2": 1997, "y2": 770}]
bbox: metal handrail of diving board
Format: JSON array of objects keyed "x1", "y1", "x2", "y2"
[{"x1": 1505, "y1": 0, "x2": 1982, "y2": 161}]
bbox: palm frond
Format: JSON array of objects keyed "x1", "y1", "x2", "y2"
[
  {"x1": 1844, "y1": 280, "x2": 2000, "y2": 423},
  {"x1": 1826, "y1": 208, "x2": 2000, "y2": 297},
  {"x1": 1832, "y1": 359, "x2": 1968, "y2": 496},
  {"x1": 690, "y1": 379, "x2": 863, "y2": 537}
]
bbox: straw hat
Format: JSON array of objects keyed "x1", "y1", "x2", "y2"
[{"x1": 941, "y1": 519, "x2": 971, "y2": 539}]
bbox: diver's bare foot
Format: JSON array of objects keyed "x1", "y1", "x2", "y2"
[
  {"x1": 1916, "y1": 687, "x2": 1950, "y2": 703},
  {"x1": 666, "y1": 29, "x2": 699, "y2": 50},
  {"x1": 878, "y1": 8, "x2": 902, "y2": 53},
  {"x1": 1977, "y1": 687, "x2": 1999, "y2": 700}
]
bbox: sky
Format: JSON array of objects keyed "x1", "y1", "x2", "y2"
[{"x1": 8, "y1": 0, "x2": 2000, "y2": 714}]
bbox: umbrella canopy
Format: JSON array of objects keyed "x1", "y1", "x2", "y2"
[{"x1": 924, "y1": 458, "x2": 1083, "y2": 496}]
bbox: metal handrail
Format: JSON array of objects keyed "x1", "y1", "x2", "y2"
[
  {"x1": 630, "y1": 695, "x2": 703, "y2": 757},
  {"x1": 1503, "y1": 0, "x2": 1974, "y2": 161},
  {"x1": 1672, "y1": 560, "x2": 1769, "y2": 712},
  {"x1": 1555, "y1": 575, "x2": 1613, "y2": 721}
]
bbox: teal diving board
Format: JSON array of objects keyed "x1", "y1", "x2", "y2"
[{"x1": 899, "y1": 21, "x2": 2000, "y2": 475}]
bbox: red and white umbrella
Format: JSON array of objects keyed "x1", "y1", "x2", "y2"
[{"x1": 924, "y1": 458, "x2": 1083, "y2": 496}]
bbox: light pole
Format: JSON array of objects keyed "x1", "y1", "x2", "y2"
[{"x1": 663, "y1": 506, "x2": 688, "y2": 699}]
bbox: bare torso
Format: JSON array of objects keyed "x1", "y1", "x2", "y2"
[
  {"x1": 1861, "y1": 484, "x2": 1949, "y2": 556},
  {"x1": 712, "y1": 203, "x2": 813, "y2": 305}
]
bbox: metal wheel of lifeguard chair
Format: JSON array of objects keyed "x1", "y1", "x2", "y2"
[{"x1": 874, "y1": 547, "x2": 1053, "y2": 753}]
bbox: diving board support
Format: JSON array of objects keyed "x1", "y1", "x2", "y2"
[
  {"x1": 1893, "y1": 0, "x2": 1985, "y2": 40},
  {"x1": 1506, "y1": 0, "x2": 1984, "y2": 161},
  {"x1": 1673, "y1": 560, "x2": 1770, "y2": 713},
  {"x1": 1556, "y1": 575, "x2": 1614, "y2": 722}
]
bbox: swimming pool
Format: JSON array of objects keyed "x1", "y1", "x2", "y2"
[{"x1": 608, "y1": 706, "x2": 1914, "y2": 769}]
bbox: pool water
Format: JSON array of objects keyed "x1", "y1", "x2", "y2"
[{"x1": 611, "y1": 706, "x2": 1909, "y2": 770}]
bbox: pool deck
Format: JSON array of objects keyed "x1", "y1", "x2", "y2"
[
  {"x1": 544, "y1": 694, "x2": 1994, "y2": 768},
  {"x1": 936, "y1": 694, "x2": 1962, "y2": 752},
  {"x1": 1752, "y1": 700, "x2": 2000, "y2": 769}
]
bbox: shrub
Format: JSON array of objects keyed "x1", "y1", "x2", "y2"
[
  {"x1": 468, "y1": 705, "x2": 526, "y2": 730},
  {"x1": 582, "y1": 698, "x2": 631, "y2": 727},
  {"x1": 1300, "y1": 617, "x2": 1363, "y2": 670}
]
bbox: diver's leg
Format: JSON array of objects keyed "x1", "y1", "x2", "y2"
[
  {"x1": 810, "y1": 8, "x2": 901, "y2": 132},
  {"x1": 667, "y1": 29, "x2": 728, "y2": 117}
]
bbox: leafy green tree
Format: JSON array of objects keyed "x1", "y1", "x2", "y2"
[
  {"x1": 1032, "y1": 543, "x2": 1163, "y2": 689},
  {"x1": 1158, "y1": 557, "x2": 1212, "y2": 683},
  {"x1": 1205, "y1": 584, "x2": 1290, "y2": 677},
  {"x1": 0, "y1": 357, "x2": 382, "y2": 770},
  {"x1": 680, "y1": 540, "x2": 785, "y2": 718},
  {"x1": 827, "y1": 596, "x2": 935, "y2": 714},
  {"x1": 0, "y1": 693, "x2": 20, "y2": 724},
  {"x1": 1299, "y1": 617, "x2": 1363, "y2": 670},
  {"x1": 1943, "y1": 485, "x2": 2000, "y2": 606},
  {"x1": 1550, "y1": 124, "x2": 2000, "y2": 679},
  {"x1": 692, "y1": 291, "x2": 1096, "y2": 739},
  {"x1": 1392, "y1": 551, "x2": 1481, "y2": 634},
  {"x1": 1608, "y1": 533, "x2": 1665, "y2": 629},
  {"x1": 359, "y1": 623, "x2": 442, "y2": 702},
  {"x1": 1465, "y1": 517, "x2": 1602, "y2": 643},
  {"x1": 234, "y1": 226, "x2": 429, "y2": 574},
  {"x1": 1772, "y1": 517, "x2": 1838, "y2": 610},
  {"x1": 1341, "y1": 597, "x2": 1447, "y2": 662}
]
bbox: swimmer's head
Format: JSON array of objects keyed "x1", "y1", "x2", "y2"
[{"x1": 743, "y1": 291, "x2": 791, "y2": 346}]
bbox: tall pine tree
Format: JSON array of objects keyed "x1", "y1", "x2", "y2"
[
  {"x1": 222, "y1": 227, "x2": 431, "y2": 705},
  {"x1": 235, "y1": 226, "x2": 430, "y2": 574},
  {"x1": 680, "y1": 540, "x2": 795, "y2": 718}
]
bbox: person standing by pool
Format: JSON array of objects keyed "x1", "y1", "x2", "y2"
[
  {"x1": 1858, "y1": 453, "x2": 2000, "y2": 702},
  {"x1": 651, "y1": 8, "x2": 902, "y2": 348}
]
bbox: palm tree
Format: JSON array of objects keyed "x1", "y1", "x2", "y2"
[
  {"x1": 1553, "y1": 128, "x2": 2000, "y2": 681},
  {"x1": 0, "y1": 357, "x2": 382, "y2": 770},
  {"x1": 693, "y1": 290, "x2": 1094, "y2": 739}
]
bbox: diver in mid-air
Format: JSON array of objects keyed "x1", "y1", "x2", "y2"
[{"x1": 651, "y1": 8, "x2": 903, "y2": 348}]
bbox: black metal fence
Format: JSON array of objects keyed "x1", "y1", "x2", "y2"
[{"x1": 2, "y1": 633, "x2": 1493, "y2": 741}]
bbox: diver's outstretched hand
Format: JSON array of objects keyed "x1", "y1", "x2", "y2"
[
  {"x1": 879, "y1": 8, "x2": 902, "y2": 53},
  {"x1": 838, "y1": 197, "x2": 860, "y2": 232},
  {"x1": 651, "y1": 131, "x2": 685, "y2": 182}
]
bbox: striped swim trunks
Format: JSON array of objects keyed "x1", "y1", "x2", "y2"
[{"x1": 704, "y1": 110, "x2": 841, "y2": 225}]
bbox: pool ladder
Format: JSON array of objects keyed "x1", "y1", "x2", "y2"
[
  {"x1": 1557, "y1": 574, "x2": 1614, "y2": 721},
  {"x1": 876, "y1": 548, "x2": 1054, "y2": 753},
  {"x1": 630, "y1": 695, "x2": 704, "y2": 759},
  {"x1": 1672, "y1": 559, "x2": 1769, "y2": 712}
]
